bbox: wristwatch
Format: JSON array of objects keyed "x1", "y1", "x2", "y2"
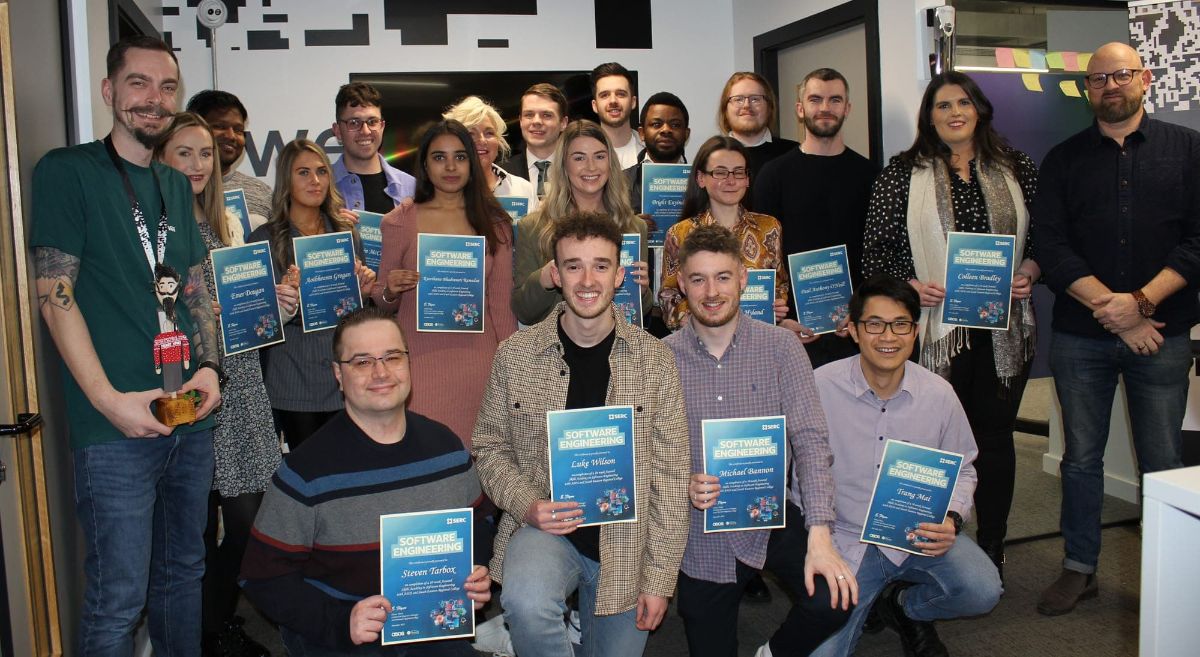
[
  {"x1": 1131, "y1": 289, "x2": 1156, "y2": 318},
  {"x1": 197, "y1": 361, "x2": 228, "y2": 388},
  {"x1": 946, "y1": 511, "x2": 964, "y2": 535}
]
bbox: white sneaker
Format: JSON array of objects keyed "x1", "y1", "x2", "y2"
[
  {"x1": 471, "y1": 614, "x2": 514, "y2": 656},
  {"x1": 754, "y1": 642, "x2": 773, "y2": 657}
]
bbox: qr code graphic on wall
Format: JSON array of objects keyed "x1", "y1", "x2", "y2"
[{"x1": 1130, "y1": 1, "x2": 1200, "y2": 113}]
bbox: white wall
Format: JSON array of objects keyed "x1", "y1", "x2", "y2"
[
  {"x1": 166, "y1": 0, "x2": 736, "y2": 183},
  {"x1": 730, "y1": 0, "x2": 844, "y2": 73}
]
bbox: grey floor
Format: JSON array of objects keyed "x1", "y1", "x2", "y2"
[{"x1": 238, "y1": 378, "x2": 1145, "y2": 656}]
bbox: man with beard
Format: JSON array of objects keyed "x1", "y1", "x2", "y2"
[
  {"x1": 664, "y1": 225, "x2": 854, "y2": 657},
  {"x1": 187, "y1": 89, "x2": 273, "y2": 230},
  {"x1": 754, "y1": 68, "x2": 879, "y2": 367},
  {"x1": 625, "y1": 91, "x2": 691, "y2": 212},
  {"x1": 718, "y1": 72, "x2": 799, "y2": 187},
  {"x1": 30, "y1": 36, "x2": 223, "y2": 654},
  {"x1": 1033, "y1": 42, "x2": 1200, "y2": 616},
  {"x1": 473, "y1": 211, "x2": 690, "y2": 657},
  {"x1": 330, "y1": 81, "x2": 415, "y2": 213},
  {"x1": 591, "y1": 62, "x2": 643, "y2": 169}
]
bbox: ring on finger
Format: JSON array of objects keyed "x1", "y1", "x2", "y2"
[
  {"x1": 836, "y1": 575, "x2": 847, "y2": 581},
  {"x1": 551, "y1": 511, "x2": 557, "y2": 520}
]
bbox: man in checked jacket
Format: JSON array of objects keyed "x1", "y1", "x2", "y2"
[{"x1": 472, "y1": 211, "x2": 691, "y2": 657}]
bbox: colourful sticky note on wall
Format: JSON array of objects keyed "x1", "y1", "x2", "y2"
[
  {"x1": 1029, "y1": 50, "x2": 1048, "y2": 70},
  {"x1": 1059, "y1": 80, "x2": 1082, "y2": 97},
  {"x1": 1077, "y1": 53, "x2": 1092, "y2": 71},
  {"x1": 1046, "y1": 52, "x2": 1066, "y2": 70},
  {"x1": 1062, "y1": 52, "x2": 1080, "y2": 71},
  {"x1": 1022, "y1": 74, "x2": 1043, "y2": 92},
  {"x1": 995, "y1": 47, "x2": 1016, "y2": 68},
  {"x1": 1013, "y1": 49, "x2": 1032, "y2": 68}
]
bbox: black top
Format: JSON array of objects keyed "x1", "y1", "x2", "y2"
[
  {"x1": 753, "y1": 147, "x2": 880, "y2": 286},
  {"x1": 1033, "y1": 116, "x2": 1200, "y2": 337},
  {"x1": 356, "y1": 170, "x2": 394, "y2": 214},
  {"x1": 861, "y1": 150, "x2": 1038, "y2": 283},
  {"x1": 744, "y1": 136, "x2": 799, "y2": 210},
  {"x1": 557, "y1": 319, "x2": 617, "y2": 562}
]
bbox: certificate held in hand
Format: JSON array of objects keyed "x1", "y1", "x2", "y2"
[
  {"x1": 416, "y1": 233, "x2": 486, "y2": 333},
  {"x1": 861, "y1": 440, "x2": 963, "y2": 556},
  {"x1": 547, "y1": 405, "x2": 637, "y2": 527},
  {"x1": 209, "y1": 240, "x2": 284, "y2": 355},
  {"x1": 293, "y1": 231, "x2": 361, "y2": 333},
  {"x1": 942, "y1": 232, "x2": 1015, "y2": 330},
  {"x1": 701, "y1": 416, "x2": 787, "y2": 533},
  {"x1": 379, "y1": 508, "x2": 475, "y2": 645}
]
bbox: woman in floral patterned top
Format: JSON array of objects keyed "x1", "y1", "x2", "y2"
[{"x1": 659, "y1": 136, "x2": 788, "y2": 330}]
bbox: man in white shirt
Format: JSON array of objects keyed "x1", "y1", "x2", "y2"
[
  {"x1": 591, "y1": 62, "x2": 642, "y2": 170},
  {"x1": 500, "y1": 83, "x2": 569, "y2": 199}
]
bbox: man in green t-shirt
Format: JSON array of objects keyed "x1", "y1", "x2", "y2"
[{"x1": 30, "y1": 36, "x2": 223, "y2": 655}]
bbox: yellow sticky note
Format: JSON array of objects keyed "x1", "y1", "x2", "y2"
[
  {"x1": 1059, "y1": 80, "x2": 1081, "y2": 97},
  {"x1": 1078, "y1": 53, "x2": 1092, "y2": 71},
  {"x1": 1013, "y1": 49, "x2": 1032, "y2": 68},
  {"x1": 1022, "y1": 73, "x2": 1043, "y2": 92}
]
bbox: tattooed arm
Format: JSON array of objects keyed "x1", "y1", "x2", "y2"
[
  {"x1": 35, "y1": 246, "x2": 172, "y2": 437},
  {"x1": 178, "y1": 262, "x2": 222, "y2": 419}
]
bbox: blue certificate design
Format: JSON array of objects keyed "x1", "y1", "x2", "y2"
[
  {"x1": 416, "y1": 234, "x2": 486, "y2": 333},
  {"x1": 641, "y1": 163, "x2": 691, "y2": 247},
  {"x1": 788, "y1": 245, "x2": 853, "y2": 335},
  {"x1": 547, "y1": 406, "x2": 637, "y2": 527},
  {"x1": 861, "y1": 440, "x2": 963, "y2": 556},
  {"x1": 613, "y1": 233, "x2": 642, "y2": 327},
  {"x1": 741, "y1": 269, "x2": 776, "y2": 324},
  {"x1": 379, "y1": 508, "x2": 475, "y2": 645},
  {"x1": 356, "y1": 211, "x2": 385, "y2": 272},
  {"x1": 942, "y1": 232, "x2": 1015, "y2": 330},
  {"x1": 294, "y1": 231, "x2": 361, "y2": 333},
  {"x1": 223, "y1": 188, "x2": 252, "y2": 238},
  {"x1": 209, "y1": 241, "x2": 284, "y2": 356},
  {"x1": 701, "y1": 416, "x2": 787, "y2": 533},
  {"x1": 495, "y1": 196, "x2": 529, "y2": 221}
]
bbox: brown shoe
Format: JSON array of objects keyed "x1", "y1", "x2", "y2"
[{"x1": 1036, "y1": 569, "x2": 1098, "y2": 616}]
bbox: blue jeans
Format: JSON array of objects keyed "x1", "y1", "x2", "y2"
[
  {"x1": 1050, "y1": 330, "x2": 1190, "y2": 573},
  {"x1": 74, "y1": 429, "x2": 214, "y2": 657},
  {"x1": 501, "y1": 526, "x2": 648, "y2": 657},
  {"x1": 811, "y1": 539, "x2": 1001, "y2": 657}
]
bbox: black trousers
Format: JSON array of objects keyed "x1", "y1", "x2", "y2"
[
  {"x1": 274, "y1": 409, "x2": 339, "y2": 451},
  {"x1": 676, "y1": 504, "x2": 852, "y2": 657},
  {"x1": 202, "y1": 490, "x2": 264, "y2": 633},
  {"x1": 947, "y1": 329, "x2": 1030, "y2": 546}
]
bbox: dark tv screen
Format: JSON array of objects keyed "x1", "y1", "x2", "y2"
[{"x1": 349, "y1": 70, "x2": 638, "y2": 175}]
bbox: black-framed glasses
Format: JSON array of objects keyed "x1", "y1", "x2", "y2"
[
  {"x1": 703, "y1": 167, "x2": 749, "y2": 180},
  {"x1": 339, "y1": 117, "x2": 386, "y2": 131},
  {"x1": 726, "y1": 94, "x2": 766, "y2": 107},
  {"x1": 857, "y1": 319, "x2": 916, "y2": 335},
  {"x1": 1084, "y1": 69, "x2": 1142, "y2": 90},
  {"x1": 335, "y1": 350, "x2": 409, "y2": 372}
]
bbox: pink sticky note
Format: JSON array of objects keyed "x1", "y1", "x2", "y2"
[
  {"x1": 995, "y1": 48, "x2": 1016, "y2": 68},
  {"x1": 1062, "y1": 52, "x2": 1079, "y2": 72}
]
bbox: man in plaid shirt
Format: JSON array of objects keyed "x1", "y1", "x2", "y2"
[{"x1": 473, "y1": 211, "x2": 691, "y2": 657}]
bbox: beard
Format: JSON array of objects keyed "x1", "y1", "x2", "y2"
[
  {"x1": 563, "y1": 288, "x2": 614, "y2": 321},
  {"x1": 115, "y1": 103, "x2": 172, "y2": 149},
  {"x1": 690, "y1": 297, "x2": 739, "y2": 328},
  {"x1": 804, "y1": 113, "x2": 845, "y2": 138},
  {"x1": 1091, "y1": 90, "x2": 1144, "y2": 124},
  {"x1": 645, "y1": 140, "x2": 683, "y2": 163}
]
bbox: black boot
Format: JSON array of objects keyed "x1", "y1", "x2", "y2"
[
  {"x1": 203, "y1": 615, "x2": 271, "y2": 657},
  {"x1": 743, "y1": 572, "x2": 772, "y2": 603},
  {"x1": 875, "y1": 582, "x2": 948, "y2": 657},
  {"x1": 978, "y1": 538, "x2": 1006, "y2": 586}
]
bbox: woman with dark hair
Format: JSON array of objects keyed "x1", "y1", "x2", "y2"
[
  {"x1": 156, "y1": 112, "x2": 280, "y2": 655},
  {"x1": 659, "y1": 135, "x2": 788, "y2": 330},
  {"x1": 512, "y1": 119, "x2": 650, "y2": 325},
  {"x1": 372, "y1": 120, "x2": 516, "y2": 445},
  {"x1": 249, "y1": 139, "x2": 375, "y2": 451},
  {"x1": 862, "y1": 71, "x2": 1040, "y2": 577}
]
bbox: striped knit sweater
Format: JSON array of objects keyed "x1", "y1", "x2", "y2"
[{"x1": 240, "y1": 410, "x2": 488, "y2": 650}]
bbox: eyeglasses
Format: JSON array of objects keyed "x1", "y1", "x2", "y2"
[
  {"x1": 703, "y1": 167, "x2": 749, "y2": 180},
  {"x1": 339, "y1": 117, "x2": 386, "y2": 132},
  {"x1": 726, "y1": 94, "x2": 766, "y2": 107},
  {"x1": 857, "y1": 319, "x2": 916, "y2": 335},
  {"x1": 1084, "y1": 69, "x2": 1143, "y2": 90},
  {"x1": 336, "y1": 350, "x2": 409, "y2": 372}
]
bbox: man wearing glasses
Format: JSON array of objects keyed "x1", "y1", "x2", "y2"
[
  {"x1": 1033, "y1": 42, "x2": 1200, "y2": 615},
  {"x1": 331, "y1": 81, "x2": 416, "y2": 213},
  {"x1": 810, "y1": 275, "x2": 999, "y2": 657},
  {"x1": 754, "y1": 68, "x2": 880, "y2": 367},
  {"x1": 241, "y1": 306, "x2": 493, "y2": 654},
  {"x1": 718, "y1": 72, "x2": 798, "y2": 183}
]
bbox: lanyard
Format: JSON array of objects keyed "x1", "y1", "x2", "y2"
[{"x1": 103, "y1": 135, "x2": 168, "y2": 279}]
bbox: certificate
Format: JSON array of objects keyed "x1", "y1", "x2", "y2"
[
  {"x1": 701, "y1": 416, "x2": 787, "y2": 533},
  {"x1": 741, "y1": 269, "x2": 776, "y2": 324},
  {"x1": 860, "y1": 440, "x2": 963, "y2": 556},
  {"x1": 613, "y1": 233, "x2": 642, "y2": 327},
  {"x1": 942, "y1": 232, "x2": 1015, "y2": 330},
  {"x1": 223, "y1": 188, "x2": 252, "y2": 238},
  {"x1": 547, "y1": 405, "x2": 637, "y2": 527},
  {"x1": 496, "y1": 196, "x2": 529, "y2": 221},
  {"x1": 294, "y1": 231, "x2": 361, "y2": 333},
  {"x1": 356, "y1": 211, "x2": 385, "y2": 272},
  {"x1": 379, "y1": 508, "x2": 475, "y2": 645},
  {"x1": 209, "y1": 241, "x2": 284, "y2": 356},
  {"x1": 641, "y1": 163, "x2": 691, "y2": 247},
  {"x1": 416, "y1": 233, "x2": 486, "y2": 333},
  {"x1": 788, "y1": 245, "x2": 853, "y2": 335}
]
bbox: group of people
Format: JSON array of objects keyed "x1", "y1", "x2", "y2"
[{"x1": 28, "y1": 32, "x2": 1199, "y2": 657}]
